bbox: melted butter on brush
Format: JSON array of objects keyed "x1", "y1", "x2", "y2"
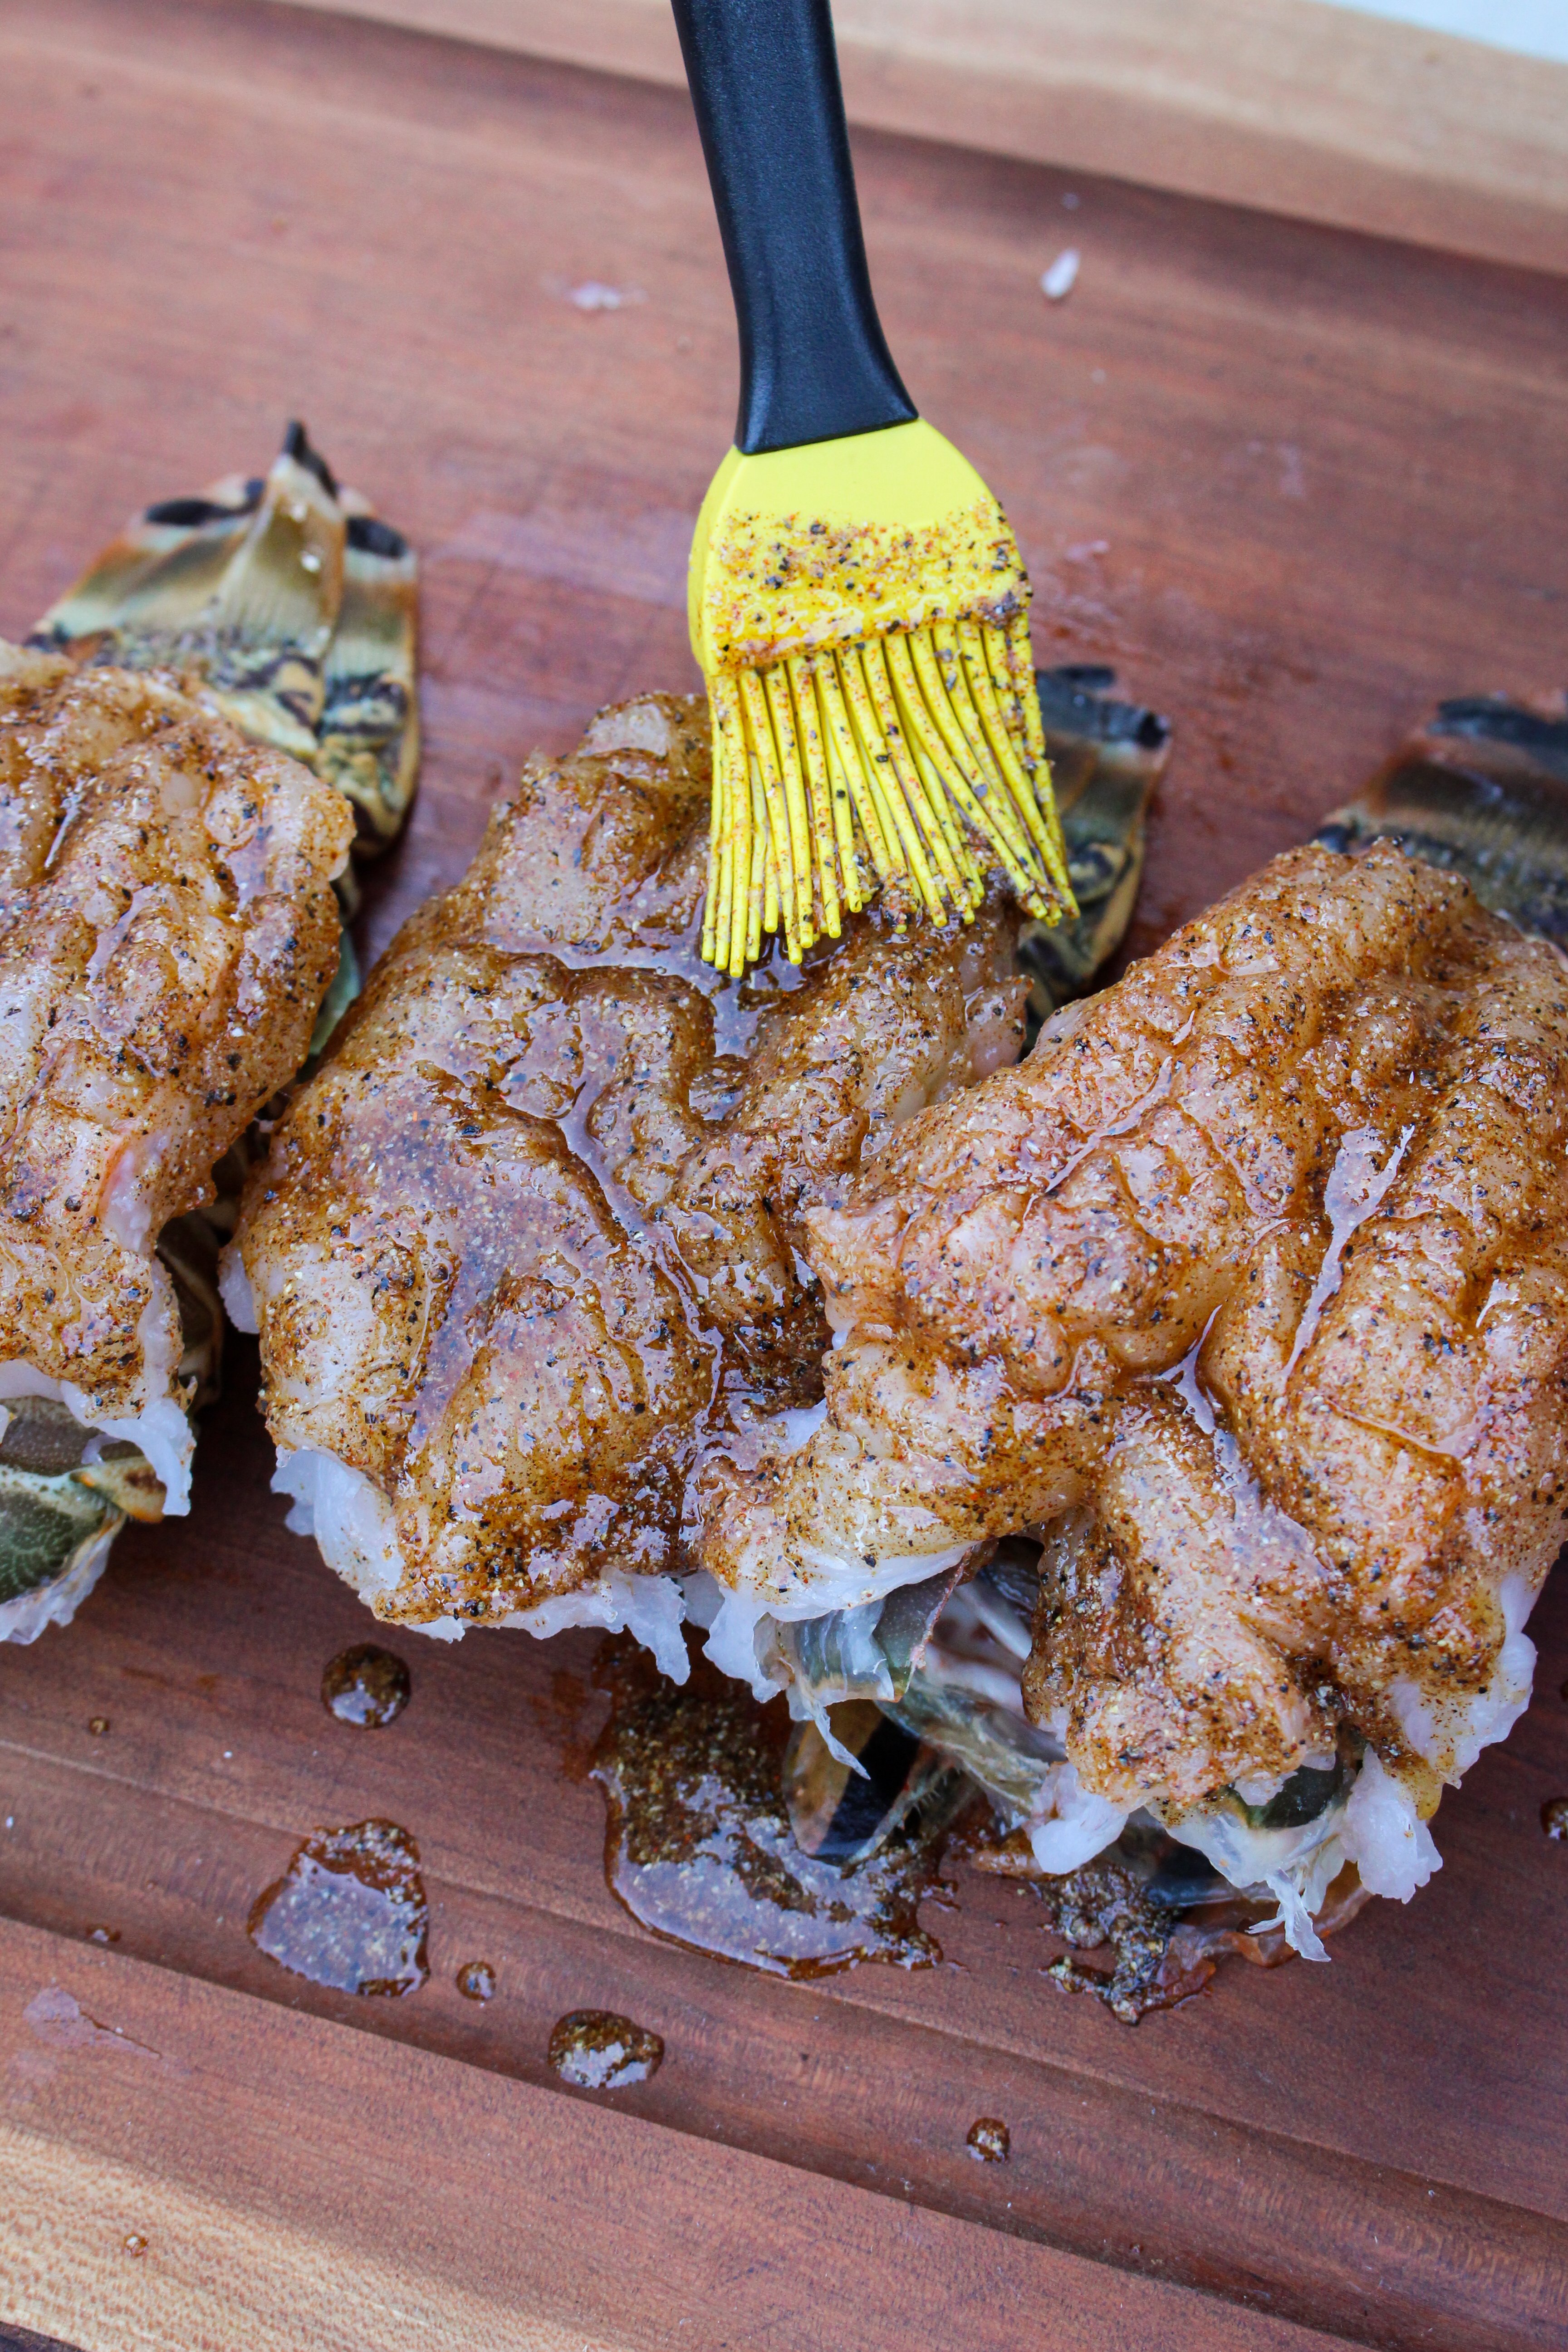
[{"x1": 701, "y1": 493, "x2": 1025, "y2": 671}]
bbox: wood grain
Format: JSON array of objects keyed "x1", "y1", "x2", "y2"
[
  {"x1": 0, "y1": 1916, "x2": 1361, "y2": 2352},
  {"x1": 3, "y1": 0, "x2": 1565, "y2": 984},
  {"x1": 4, "y1": 1351, "x2": 1568, "y2": 2350},
  {"x1": 266, "y1": 0, "x2": 1568, "y2": 277},
  {"x1": 0, "y1": 2, "x2": 1566, "y2": 2345}
]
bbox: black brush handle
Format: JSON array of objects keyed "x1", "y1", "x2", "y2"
[{"x1": 671, "y1": 0, "x2": 916, "y2": 455}]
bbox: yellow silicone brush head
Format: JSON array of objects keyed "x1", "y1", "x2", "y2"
[{"x1": 690, "y1": 419, "x2": 1076, "y2": 976}]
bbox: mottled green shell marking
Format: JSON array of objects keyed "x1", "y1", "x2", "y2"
[
  {"x1": 0, "y1": 1215, "x2": 223, "y2": 1625},
  {"x1": 1316, "y1": 695, "x2": 1568, "y2": 938},
  {"x1": 0, "y1": 1404, "x2": 121, "y2": 1607},
  {"x1": 0, "y1": 1467, "x2": 118, "y2": 1607},
  {"x1": 29, "y1": 421, "x2": 420, "y2": 883},
  {"x1": 4, "y1": 427, "x2": 414, "y2": 1624}
]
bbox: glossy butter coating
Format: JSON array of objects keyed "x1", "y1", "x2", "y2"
[
  {"x1": 702, "y1": 842, "x2": 1568, "y2": 1816},
  {"x1": 240, "y1": 694, "x2": 1027, "y2": 1624},
  {"x1": 0, "y1": 643, "x2": 352, "y2": 1417}
]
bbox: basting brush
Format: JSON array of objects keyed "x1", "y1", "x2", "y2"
[{"x1": 672, "y1": 0, "x2": 1075, "y2": 976}]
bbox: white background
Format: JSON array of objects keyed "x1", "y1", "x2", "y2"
[{"x1": 1327, "y1": 0, "x2": 1568, "y2": 61}]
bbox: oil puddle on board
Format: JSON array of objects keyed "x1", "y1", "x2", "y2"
[
  {"x1": 589, "y1": 1638, "x2": 960, "y2": 1980},
  {"x1": 548, "y1": 2009, "x2": 664, "y2": 2088},
  {"x1": 250, "y1": 1819, "x2": 428, "y2": 1995},
  {"x1": 321, "y1": 1645, "x2": 412, "y2": 1729}
]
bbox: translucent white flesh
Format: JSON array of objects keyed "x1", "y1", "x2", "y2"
[
  {"x1": 271, "y1": 1447, "x2": 693, "y2": 1680},
  {"x1": 910, "y1": 1583, "x2": 1130, "y2": 1872},
  {"x1": 1160, "y1": 1569, "x2": 1534, "y2": 1951},
  {"x1": 218, "y1": 1241, "x2": 259, "y2": 1334},
  {"x1": 267, "y1": 1432, "x2": 1539, "y2": 1953},
  {"x1": 1024, "y1": 1770, "x2": 1131, "y2": 1875},
  {"x1": 274, "y1": 1377, "x2": 976, "y2": 1707},
  {"x1": 0, "y1": 1279, "x2": 192, "y2": 1514}
]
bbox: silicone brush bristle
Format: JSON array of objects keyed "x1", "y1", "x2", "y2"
[
  {"x1": 689, "y1": 422, "x2": 1076, "y2": 975},
  {"x1": 701, "y1": 615, "x2": 1075, "y2": 973}
]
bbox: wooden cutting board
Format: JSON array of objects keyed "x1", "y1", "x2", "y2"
[{"x1": 0, "y1": 4, "x2": 1566, "y2": 2346}]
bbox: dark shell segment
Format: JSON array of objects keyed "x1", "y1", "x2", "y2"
[
  {"x1": 0, "y1": 1397, "x2": 95, "y2": 1479},
  {"x1": 784, "y1": 1699, "x2": 970, "y2": 1867},
  {"x1": 1019, "y1": 666, "x2": 1172, "y2": 1012},
  {"x1": 1316, "y1": 693, "x2": 1568, "y2": 942},
  {"x1": 1035, "y1": 663, "x2": 1172, "y2": 756},
  {"x1": 29, "y1": 420, "x2": 420, "y2": 878},
  {"x1": 1432, "y1": 696, "x2": 1568, "y2": 777}
]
